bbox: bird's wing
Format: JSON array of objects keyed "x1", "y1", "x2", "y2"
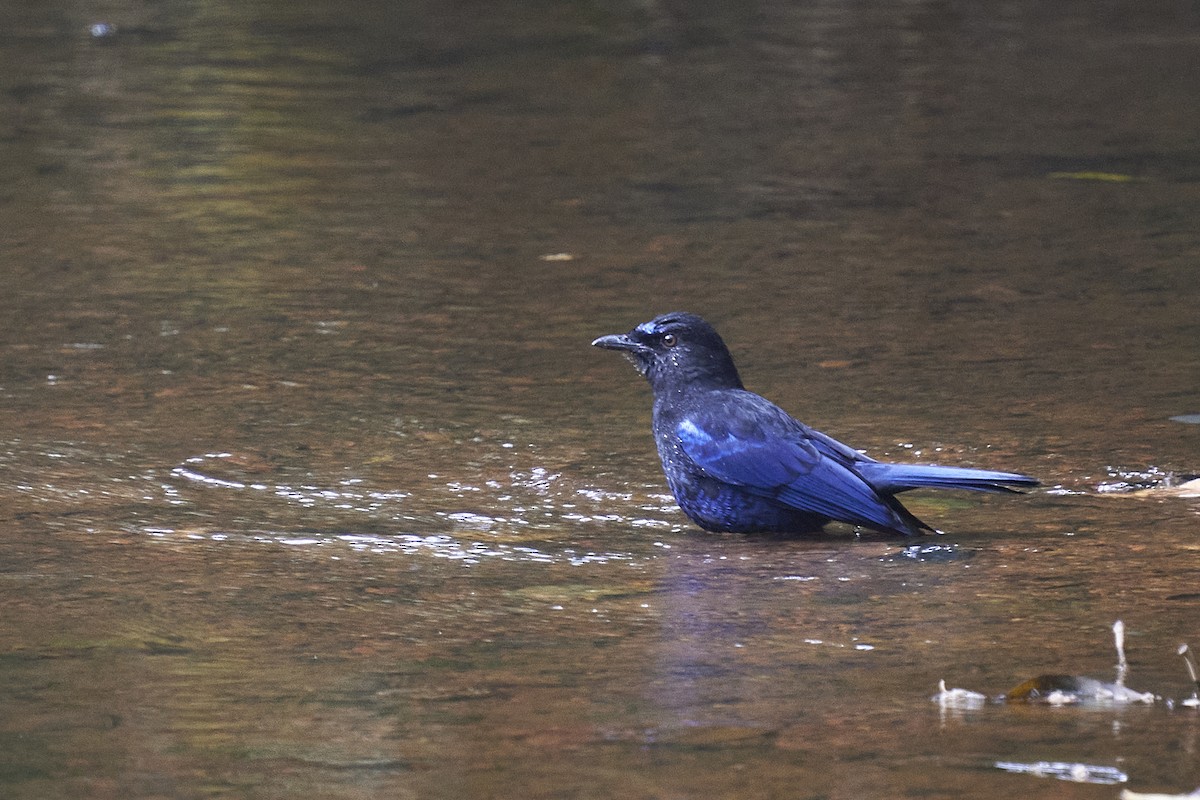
[
  {"x1": 675, "y1": 394, "x2": 905, "y2": 531},
  {"x1": 806, "y1": 427, "x2": 876, "y2": 466}
]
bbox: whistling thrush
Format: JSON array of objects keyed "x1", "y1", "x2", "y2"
[{"x1": 592, "y1": 312, "x2": 1037, "y2": 535}]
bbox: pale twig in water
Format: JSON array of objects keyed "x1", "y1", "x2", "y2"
[
  {"x1": 1178, "y1": 644, "x2": 1200, "y2": 708},
  {"x1": 1114, "y1": 620, "x2": 1129, "y2": 688}
]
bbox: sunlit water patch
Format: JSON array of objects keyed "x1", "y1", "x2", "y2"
[
  {"x1": 171, "y1": 454, "x2": 413, "y2": 510},
  {"x1": 165, "y1": 450, "x2": 685, "y2": 539},
  {"x1": 136, "y1": 525, "x2": 643, "y2": 566},
  {"x1": 1091, "y1": 466, "x2": 1200, "y2": 499},
  {"x1": 886, "y1": 543, "x2": 971, "y2": 563},
  {"x1": 1040, "y1": 464, "x2": 1200, "y2": 498},
  {"x1": 1095, "y1": 465, "x2": 1177, "y2": 493}
]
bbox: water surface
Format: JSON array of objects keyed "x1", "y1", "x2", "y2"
[{"x1": 2, "y1": 1, "x2": 1199, "y2": 797}]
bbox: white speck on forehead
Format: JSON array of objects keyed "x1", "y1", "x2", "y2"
[{"x1": 636, "y1": 321, "x2": 658, "y2": 335}]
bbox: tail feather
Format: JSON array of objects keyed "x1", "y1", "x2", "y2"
[{"x1": 858, "y1": 462, "x2": 1038, "y2": 496}]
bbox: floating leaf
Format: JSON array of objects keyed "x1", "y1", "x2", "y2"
[{"x1": 1004, "y1": 674, "x2": 1086, "y2": 703}]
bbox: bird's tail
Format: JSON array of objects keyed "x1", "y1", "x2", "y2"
[{"x1": 857, "y1": 462, "x2": 1038, "y2": 495}]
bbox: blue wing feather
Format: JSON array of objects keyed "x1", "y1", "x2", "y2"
[{"x1": 675, "y1": 393, "x2": 907, "y2": 532}]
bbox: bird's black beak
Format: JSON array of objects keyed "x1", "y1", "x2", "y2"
[
  {"x1": 591, "y1": 333, "x2": 643, "y2": 352},
  {"x1": 592, "y1": 331, "x2": 655, "y2": 376}
]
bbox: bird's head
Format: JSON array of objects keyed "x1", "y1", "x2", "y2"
[{"x1": 592, "y1": 312, "x2": 744, "y2": 393}]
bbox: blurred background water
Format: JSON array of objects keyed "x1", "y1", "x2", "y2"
[{"x1": 1, "y1": 1, "x2": 1199, "y2": 798}]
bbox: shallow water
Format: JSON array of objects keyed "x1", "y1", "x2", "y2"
[{"x1": 2, "y1": 1, "x2": 1199, "y2": 798}]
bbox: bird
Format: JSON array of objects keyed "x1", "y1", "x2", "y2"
[{"x1": 591, "y1": 312, "x2": 1038, "y2": 536}]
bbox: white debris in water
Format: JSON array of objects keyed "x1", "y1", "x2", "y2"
[
  {"x1": 1122, "y1": 788, "x2": 1200, "y2": 799},
  {"x1": 932, "y1": 680, "x2": 987, "y2": 709},
  {"x1": 995, "y1": 760, "x2": 1127, "y2": 785},
  {"x1": 629, "y1": 518, "x2": 672, "y2": 529},
  {"x1": 442, "y1": 511, "x2": 496, "y2": 530},
  {"x1": 1042, "y1": 689, "x2": 1080, "y2": 706},
  {"x1": 172, "y1": 467, "x2": 246, "y2": 489}
]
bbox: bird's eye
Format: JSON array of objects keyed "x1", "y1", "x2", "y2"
[{"x1": 661, "y1": 333, "x2": 678, "y2": 348}]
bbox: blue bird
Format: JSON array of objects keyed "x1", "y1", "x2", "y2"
[{"x1": 592, "y1": 312, "x2": 1038, "y2": 536}]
